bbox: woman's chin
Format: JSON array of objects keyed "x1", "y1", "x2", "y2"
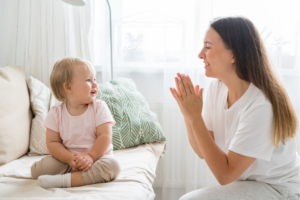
[{"x1": 204, "y1": 71, "x2": 212, "y2": 78}]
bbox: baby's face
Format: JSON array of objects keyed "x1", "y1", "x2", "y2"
[{"x1": 69, "y1": 64, "x2": 98, "y2": 104}]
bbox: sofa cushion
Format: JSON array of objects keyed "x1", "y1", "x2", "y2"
[
  {"x1": 96, "y1": 78, "x2": 166, "y2": 150},
  {"x1": 27, "y1": 76, "x2": 61, "y2": 155},
  {"x1": 0, "y1": 66, "x2": 32, "y2": 165}
]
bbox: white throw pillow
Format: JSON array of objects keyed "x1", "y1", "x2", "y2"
[
  {"x1": 0, "y1": 66, "x2": 32, "y2": 165},
  {"x1": 27, "y1": 76, "x2": 61, "y2": 155}
]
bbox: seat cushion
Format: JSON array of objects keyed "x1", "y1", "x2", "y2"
[{"x1": 0, "y1": 66, "x2": 32, "y2": 165}]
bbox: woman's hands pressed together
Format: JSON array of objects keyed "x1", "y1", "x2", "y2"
[{"x1": 170, "y1": 73, "x2": 204, "y2": 124}]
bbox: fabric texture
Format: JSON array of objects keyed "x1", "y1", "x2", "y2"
[
  {"x1": 203, "y1": 79, "x2": 300, "y2": 195},
  {"x1": 0, "y1": 66, "x2": 32, "y2": 165},
  {"x1": 31, "y1": 154, "x2": 121, "y2": 185},
  {"x1": 96, "y1": 78, "x2": 166, "y2": 150},
  {"x1": 27, "y1": 76, "x2": 61, "y2": 155},
  {"x1": 179, "y1": 181, "x2": 300, "y2": 200},
  {"x1": 43, "y1": 99, "x2": 115, "y2": 154},
  {"x1": 0, "y1": 142, "x2": 166, "y2": 200}
]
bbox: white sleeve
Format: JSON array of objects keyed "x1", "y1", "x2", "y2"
[
  {"x1": 229, "y1": 102, "x2": 274, "y2": 161},
  {"x1": 203, "y1": 81, "x2": 214, "y2": 131}
]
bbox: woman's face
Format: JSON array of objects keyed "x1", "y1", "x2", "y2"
[{"x1": 198, "y1": 27, "x2": 235, "y2": 79}]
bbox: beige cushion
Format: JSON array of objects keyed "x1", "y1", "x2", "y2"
[
  {"x1": 0, "y1": 66, "x2": 32, "y2": 165},
  {"x1": 27, "y1": 76, "x2": 61, "y2": 155}
]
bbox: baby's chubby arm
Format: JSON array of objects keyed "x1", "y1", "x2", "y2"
[
  {"x1": 46, "y1": 128, "x2": 79, "y2": 171},
  {"x1": 89, "y1": 122, "x2": 112, "y2": 160},
  {"x1": 75, "y1": 122, "x2": 113, "y2": 171}
]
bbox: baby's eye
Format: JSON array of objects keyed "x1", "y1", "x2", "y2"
[{"x1": 86, "y1": 79, "x2": 91, "y2": 82}]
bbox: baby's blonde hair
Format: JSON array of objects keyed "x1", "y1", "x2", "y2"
[{"x1": 50, "y1": 57, "x2": 95, "y2": 102}]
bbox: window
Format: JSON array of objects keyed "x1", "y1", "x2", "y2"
[{"x1": 94, "y1": 0, "x2": 299, "y2": 74}]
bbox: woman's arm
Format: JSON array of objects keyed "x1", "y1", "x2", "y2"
[
  {"x1": 87, "y1": 122, "x2": 112, "y2": 162},
  {"x1": 185, "y1": 118, "x2": 215, "y2": 159},
  {"x1": 171, "y1": 74, "x2": 256, "y2": 185},
  {"x1": 190, "y1": 117, "x2": 256, "y2": 185}
]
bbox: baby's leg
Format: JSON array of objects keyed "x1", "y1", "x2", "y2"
[
  {"x1": 79, "y1": 155, "x2": 121, "y2": 186},
  {"x1": 31, "y1": 155, "x2": 72, "y2": 179},
  {"x1": 32, "y1": 155, "x2": 121, "y2": 188},
  {"x1": 31, "y1": 155, "x2": 73, "y2": 189}
]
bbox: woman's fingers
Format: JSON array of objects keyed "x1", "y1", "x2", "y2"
[
  {"x1": 176, "y1": 76, "x2": 187, "y2": 97},
  {"x1": 176, "y1": 73, "x2": 182, "y2": 96},
  {"x1": 186, "y1": 76, "x2": 196, "y2": 94},
  {"x1": 173, "y1": 73, "x2": 198, "y2": 98},
  {"x1": 179, "y1": 74, "x2": 192, "y2": 95},
  {"x1": 200, "y1": 88, "x2": 204, "y2": 100},
  {"x1": 170, "y1": 87, "x2": 176, "y2": 99},
  {"x1": 195, "y1": 85, "x2": 204, "y2": 100},
  {"x1": 170, "y1": 87, "x2": 182, "y2": 101},
  {"x1": 178, "y1": 74, "x2": 190, "y2": 96},
  {"x1": 195, "y1": 85, "x2": 200, "y2": 96},
  {"x1": 178, "y1": 73, "x2": 194, "y2": 95}
]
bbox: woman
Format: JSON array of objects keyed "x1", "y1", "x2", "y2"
[{"x1": 170, "y1": 16, "x2": 300, "y2": 200}]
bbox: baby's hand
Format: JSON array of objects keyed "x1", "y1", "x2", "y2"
[
  {"x1": 75, "y1": 153, "x2": 94, "y2": 171},
  {"x1": 67, "y1": 153, "x2": 80, "y2": 171}
]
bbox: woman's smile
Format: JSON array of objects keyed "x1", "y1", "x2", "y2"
[{"x1": 204, "y1": 63, "x2": 210, "y2": 68}]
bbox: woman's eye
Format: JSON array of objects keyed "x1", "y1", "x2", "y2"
[{"x1": 206, "y1": 47, "x2": 210, "y2": 49}]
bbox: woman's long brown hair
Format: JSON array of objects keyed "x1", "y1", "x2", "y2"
[{"x1": 210, "y1": 16, "x2": 298, "y2": 148}]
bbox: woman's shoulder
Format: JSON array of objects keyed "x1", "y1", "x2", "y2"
[
  {"x1": 242, "y1": 83, "x2": 273, "y2": 114},
  {"x1": 249, "y1": 83, "x2": 271, "y2": 106}
]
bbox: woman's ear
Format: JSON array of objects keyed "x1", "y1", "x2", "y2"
[
  {"x1": 231, "y1": 55, "x2": 235, "y2": 64},
  {"x1": 229, "y1": 50, "x2": 235, "y2": 64},
  {"x1": 63, "y1": 82, "x2": 72, "y2": 94}
]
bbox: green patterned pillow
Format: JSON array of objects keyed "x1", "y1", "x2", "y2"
[{"x1": 96, "y1": 78, "x2": 166, "y2": 150}]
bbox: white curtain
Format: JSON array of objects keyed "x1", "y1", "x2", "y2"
[
  {"x1": 94, "y1": 0, "x2": 300, "y2": 199},
  {"x1": 4, "y1": 0, "x2": 94, "y2": 86}
]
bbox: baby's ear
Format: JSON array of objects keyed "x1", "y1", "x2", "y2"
[{"x1": 63, "y1": 82, "x2": 72, "y2": 94}]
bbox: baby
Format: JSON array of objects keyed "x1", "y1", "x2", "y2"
[{"x1": 31, "y1": 57, "x2": 121, "y2": 188}]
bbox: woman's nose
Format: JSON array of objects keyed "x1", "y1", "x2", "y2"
[{"x1": 198, "y1": 50, "x2": 205, "y2": 59}]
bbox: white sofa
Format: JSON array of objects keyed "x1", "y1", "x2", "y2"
[{"x1": 0, "y1": 66, "x2": 166, "y2": 200}]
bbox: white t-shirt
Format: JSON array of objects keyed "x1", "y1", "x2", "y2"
[{"x1": 203, "y1": 80, "x2": 300, "y2": 195}]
